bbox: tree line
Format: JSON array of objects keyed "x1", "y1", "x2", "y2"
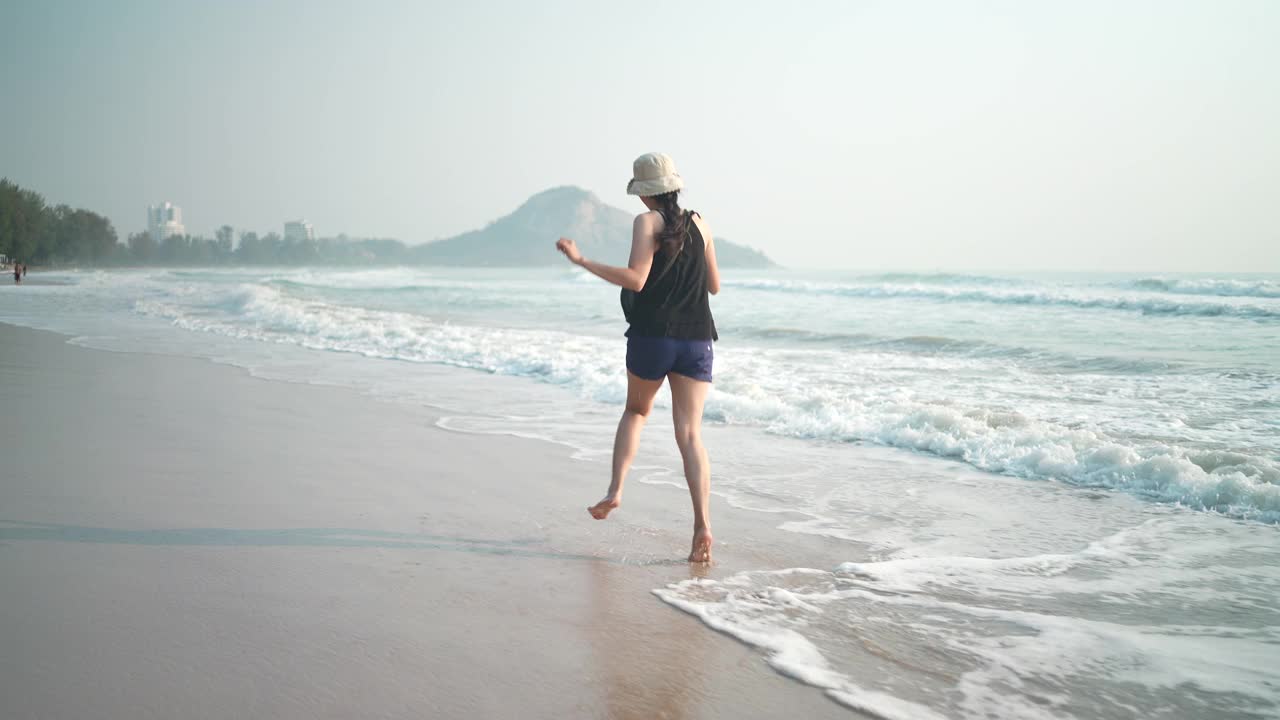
[
  {"x1": 123, "y1": 228, "x2": 412, "y2": 266},
  {"x1": 1, "y1": 178, "x2": 414, "y2": 266},
  {"x1": 0, "y1": 178, "x2": 118, "y2": 264}
]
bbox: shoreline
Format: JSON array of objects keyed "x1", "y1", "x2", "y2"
[
  {"x1": 5, "y1": 265, "x2": 1279, "y2": 717},
  {"x1": 0, "y1": 322, "x2": 858, "y2": 719}
]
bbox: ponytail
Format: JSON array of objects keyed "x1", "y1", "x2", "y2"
[{"x1": 651, "y1": 190, "x2": 691, "y2": 258}]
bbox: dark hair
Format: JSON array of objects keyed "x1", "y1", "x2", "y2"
[{"x1": 650, "y1": 190, "x2": 692, "y2": 258}]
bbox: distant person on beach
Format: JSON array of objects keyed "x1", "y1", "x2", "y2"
[
  {"x1": 21, "y1": 264, "x2": 27, "y2": 279},
  {"x1": 556, "y1": 153, "x2": 721, "y2": 563},
  {"x1": 13, "y1": 262, "x2": 20, "y2": 284}
]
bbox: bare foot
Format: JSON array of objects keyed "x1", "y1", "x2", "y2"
[
  {"x1": 588, "y1": 496, "x2": 620, "y2": 520},
  {"x1": 688, "y1": 528, "x2": 713, "y2": 563}
]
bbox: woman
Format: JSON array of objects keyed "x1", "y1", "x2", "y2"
[{"x1": 556, "y1": 153, "x2": 721, "y2": 563}]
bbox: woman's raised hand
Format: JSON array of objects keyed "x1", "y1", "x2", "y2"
[{"x1": 556, "y1": 237, "x2": 583, "y2": 265}]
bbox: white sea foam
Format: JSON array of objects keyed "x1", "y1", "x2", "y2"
[
  {"x1": 134, "y1": 282, "x2": 634, "y2": 405},
  {"x1": 652, "y1": 574, "x2": 951, "y2": 720},
  {"x1": 119, "y1": 274, "x2": 1280, "y2": 522},
  {"x1": 8, "y1": 267, "x2": 1278, "y2": 720},
  {"x1": 726, "y1": 278, "x2": 1280, "y2": 321},
  {"x1": 1128, "y1": 276, "x2": 1280, "y2": 299},
  {"x1": 655, "y1": 519, "x2": 1280, "y2": 719},
  {"x1": 706, "y1": 383, "x2": 1280, "y2": 521},
  {"x1": 6, "y1": 269, "x2": 1278, "y2": 521}
]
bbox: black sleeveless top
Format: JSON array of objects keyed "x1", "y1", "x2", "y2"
[{"x1": 624, "y1": 211, "x2": 718, "y2": 341}]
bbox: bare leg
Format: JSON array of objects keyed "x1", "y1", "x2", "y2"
[
  {"x1": 669, "y1": 372, "x2": 713, "y2": 562},
  {"x1": 589, "y1": 372, "x2": 664, "y2": 519}
]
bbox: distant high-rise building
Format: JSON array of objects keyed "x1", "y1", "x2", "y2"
[
  {"x1": 147, "y1": 202, "x2": 185, "y2": 242},
  {"x1": 284, "y1": 220, "x2": 315, "y2": 243}
]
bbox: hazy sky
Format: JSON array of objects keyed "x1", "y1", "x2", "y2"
[{"x1": 2, "y1": 1, "x2": 1277, "y2": 271}]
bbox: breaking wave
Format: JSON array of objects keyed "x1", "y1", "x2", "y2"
[{"x1": 132, "y1": 281, "x2": 1280, "y2": 522}]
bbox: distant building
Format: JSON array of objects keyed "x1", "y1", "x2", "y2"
[
  {"x1": 284, "y1": 220, "x2": 315, "y2": 243},
  {"x1": 147, "y1": 202, "x2": 186, "y2": 242}
]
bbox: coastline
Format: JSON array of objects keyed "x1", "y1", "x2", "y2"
[{"x1": 0, "y1": 322, "x2": 856, "y2": 719}]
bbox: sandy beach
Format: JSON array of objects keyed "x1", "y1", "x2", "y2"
[
  {"x1": 5, "y1": 2, "x2": 1278, "y2": 715},
  {"x1": 0, "y1": 323, "x2": 854, "y2": 720},
  {"x1": 3, "y1": 264, "x2": 1277, "y2": 719}
]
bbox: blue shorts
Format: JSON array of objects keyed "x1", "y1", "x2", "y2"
[{"x1": 626, "y1": 336, "x2": 714, "y2": 382}]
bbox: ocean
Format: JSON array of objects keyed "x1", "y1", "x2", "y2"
[{"x1": 3, "y1": 266, "x2": 1278, "y2": 718}]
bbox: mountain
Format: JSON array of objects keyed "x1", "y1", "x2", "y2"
[{"x1": 410, "y1": 186, "x2": 777, "y2": 267}]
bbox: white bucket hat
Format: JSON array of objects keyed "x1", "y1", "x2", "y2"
[{"x1": 626, "y1": 152, "x2": 684, "y2": 196}]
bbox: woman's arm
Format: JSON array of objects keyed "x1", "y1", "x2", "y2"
[
  {"x1": 695, "y1": 215, "x2": 720, "y2": 295},
  {"x1": 556, "y1": 213, "x2": 658, "y2": 292}
]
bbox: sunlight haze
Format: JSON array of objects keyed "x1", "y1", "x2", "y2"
[{"x1": 1, "y1": 0, "x2": 1276, "y2": 271}]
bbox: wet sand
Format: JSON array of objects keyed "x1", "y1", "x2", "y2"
[{"x1": 0, "y1": 323, "x2": 856, "y2": 719}]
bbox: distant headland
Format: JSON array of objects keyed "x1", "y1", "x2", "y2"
[{"x1": 410, "y1": 186, "x2": 776, "y2": 268}]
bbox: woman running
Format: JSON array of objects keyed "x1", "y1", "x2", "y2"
[{"x1": 556, "y1": 153, "x2": 721, "y2": 562}]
